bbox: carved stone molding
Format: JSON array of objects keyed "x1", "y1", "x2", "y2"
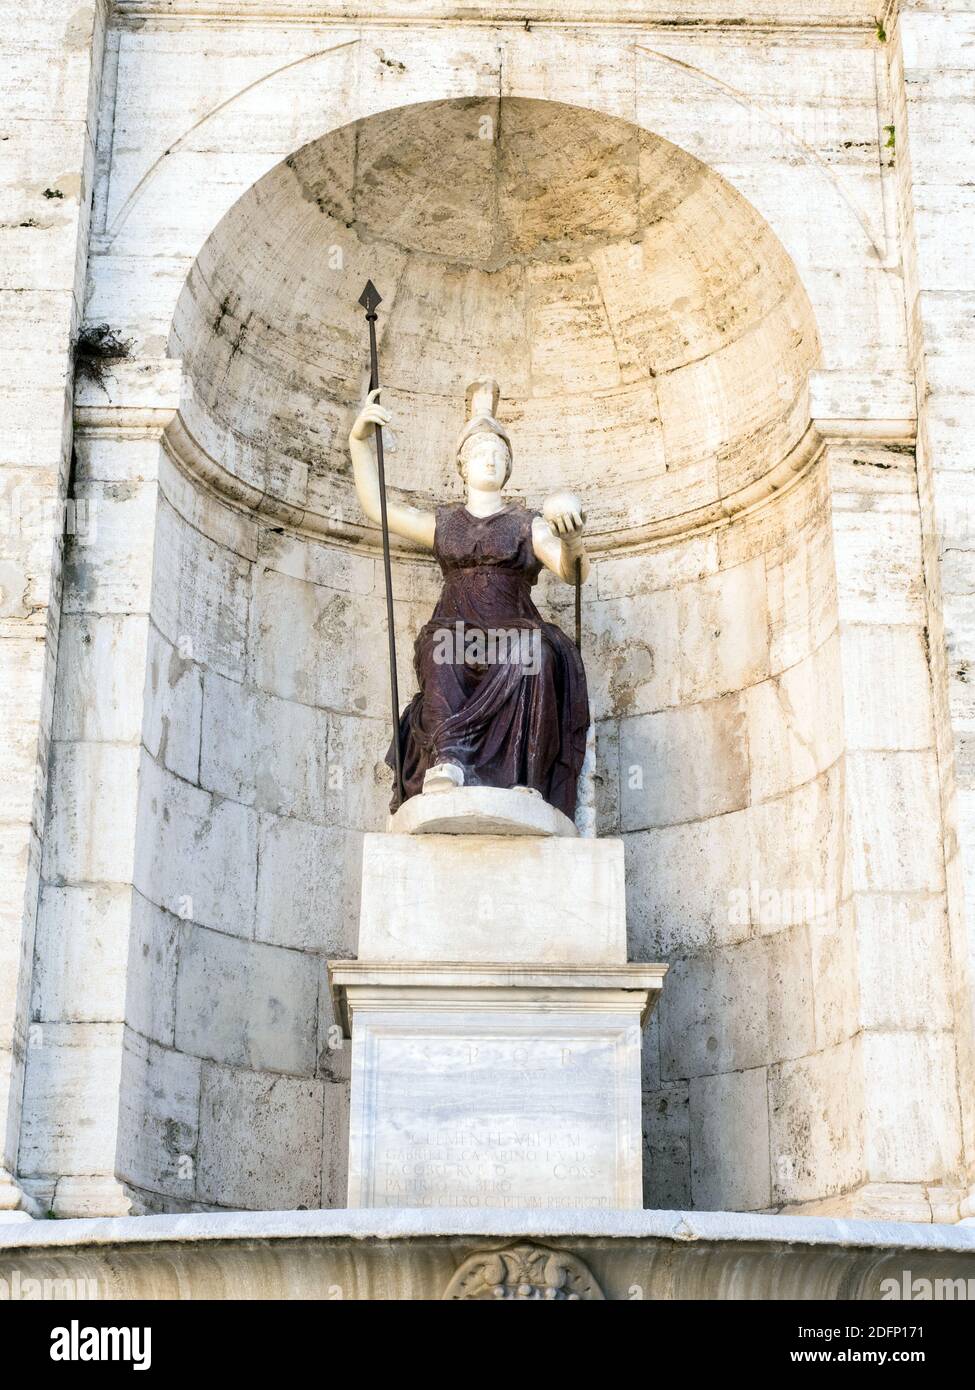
[
  {"x1": 442, "y1": 1243, "x2": 605, "y2": 1300},
  {"x1": 75, "y1": 359, "x2": 918, "y2": 557}
]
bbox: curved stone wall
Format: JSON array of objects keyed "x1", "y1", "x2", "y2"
[
  {"x1": 169, "y1": 98, "x2": 820, "y2": 545},
  {"x1": 98, "y1": 97, "x2": 843, "y2": 1215},
  {"x1": 597, "y1": 465, "x2": 850, "y2": 1210},
  {"x1": 116, "y1": 462, "x2": 423, "y2": 1211}
]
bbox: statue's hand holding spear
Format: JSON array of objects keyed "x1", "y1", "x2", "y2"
[{"x1": 349, "y1": 385, "x2": 391, "y2": 446}]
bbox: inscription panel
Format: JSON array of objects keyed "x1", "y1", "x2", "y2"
[{"x1": 349, "y1": 1010, "x2": 643, "y2": 1209}]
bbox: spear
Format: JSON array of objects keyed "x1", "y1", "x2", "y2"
[{"x1": 358, "y1": 280, "x2": 404, "y2": 805}]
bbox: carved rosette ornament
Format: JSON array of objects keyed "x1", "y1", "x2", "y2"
[{"x1": 442, "y1": 1243, "x2": 605, "y2": 1301}]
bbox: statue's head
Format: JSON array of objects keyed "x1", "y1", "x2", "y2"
[{"x1": 456, "y1": 378, "x2": 512, "y2": 491}]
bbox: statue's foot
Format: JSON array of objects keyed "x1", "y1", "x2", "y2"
[{"x1": 423, "y1": 761, "x2": 465, "y2": 794}]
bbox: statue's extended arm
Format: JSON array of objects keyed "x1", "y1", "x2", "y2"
[
  {"x1": 532, "y1": 492, "x2": 591, "y2": 585},
  {"x1": 349, "y1": 389, "x2": 436, "y2": 550}
]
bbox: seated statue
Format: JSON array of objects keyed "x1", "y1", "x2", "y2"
[{"x1": 349, "y1": 378, "x2": 590, "y2": 818}]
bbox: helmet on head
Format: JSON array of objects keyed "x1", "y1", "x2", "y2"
[{"x1": 456, "y1": 378, "x2": 512, "y2": 483}]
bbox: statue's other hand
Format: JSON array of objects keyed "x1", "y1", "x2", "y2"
[
  {"x1": 350, "y1": 386, "x2": 393, "y2": 443},
  {"x1": 542, "y1": 490, "x2": 586, "y2": 541}
]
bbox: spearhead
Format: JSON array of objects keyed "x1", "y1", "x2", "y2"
[{"x1": 358, "y1": 280, "x2": 382, "y2": 314}]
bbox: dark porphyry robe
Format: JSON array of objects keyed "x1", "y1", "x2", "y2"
[{"x1": 387, "y1": 502, "x2": 589, "y2": 818}]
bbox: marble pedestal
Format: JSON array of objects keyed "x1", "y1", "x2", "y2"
[{"x1": 329, "y1": 793, "x2": 666, "y2": 1211}]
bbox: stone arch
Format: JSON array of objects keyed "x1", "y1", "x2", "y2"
[
  {"x1": 99, "y1": 26, "x2": 880, "y2": 380},
  {"x1": 166, "y1": 95, "x2": 823, "y2": 551},
  {"x1": 93, "y1": 86, "x2": 864, "y2": 1218}
]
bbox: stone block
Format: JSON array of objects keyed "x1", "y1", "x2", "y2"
[
  {"x1": 200, "y1": 668, "x2": 330, "y2": 821},
  {"x1": 133, "y1": 754, "x2": 258, "y2": 937},
  {"x1": 624, "y1": 808, "x2": 752, "y2": 958},
  {"x1": 151, "y1": 495, "x2": 251, "y2": 681},
  {"x1": 321, "y1": 1079, "x2": 350, "y2": 1210},
  {"x1": 619, "y1": 693, "x2": 749, "y2": 830},
  {"x1": 321, "y1": 711, "x2": 395, "y2": 831},
  {"x1": 250, "y1": 567, "x2": 355, "y2": 712},
  {"x1": 659, "y1": 925, "x2": 815, "y2": 1082},
  {"x1": 116, "y1": 1032, "x2": 201, "y2": 1201},
  {"x1": 748, "y1": 766, "x2": 846, "y2": 918},
  {"x1": 19, "y1": 1022, "x2": 124, "y2": 1177},
  {"x1": 855, "y1": 894, "x2": 953, "y2": 1033},
  {"x1": 42, "y1": 741, "x2": 140, "y2": 885},
  {"x1": 332, "y1": 962, "x2": 660, "y2": 1211},
  {"x1": 52, "y1": 614, "x2": 149, "y2": 745},
  {"x1": 142, "y1": 622, "x2": 204, "y2": 784},
  {"x1": 32, "y1": 883, "x2": 130, "y2": 1023},
  {"x1": 642, "y1": 1079, "x2": 691, "y2": 1210},
  {"x1": 196, "y1": 1062, "x2": 324, "y2": 1210},
  {"x1": 839, "y1": 624, "x2": 934, "y2": 752},
  {"x1": 62, "y1": 477, "x2": 160, "y2": 617},
  {"x1": 585, "y1": 589, "x2": 681, "y2": 719},
  {"x1": 768, "y1": 1039, "x2": 865, "y2": 1206},
  {"x1": 676, "y1": 556, "x2": 770, "y2": 705},
  {"x1": 256, "y1": 816, "x2": 360, "y2": 955},
  {"x1": 357, "y1": 832, "x2": 627, "y2": 965},
  {"x1": 690, "y1": 1067, "x2": 771, "y2": 1211},
  {"x1": 862, "y1": 1032, "x2": 963, "y2": 1183},
  {"x1": 745, "y1": 636, "x2": 843, "y2": 803},
  {"x1": 846, "y1": 750, "x2": 944, "y2": 893},
  {"x1": 809, "y1": 902, "x2": 860, "y2": 1051},
  {"x1": 126, "y1": 890, "x2": 181, "y2": 1048},
  {"x1": 174, "y1": 923, "x2": 318, "y2": 1076}
]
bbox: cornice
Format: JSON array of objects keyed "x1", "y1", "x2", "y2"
[
  {"x1": 110, "y1": 2, "x2": 882, "y2": 36},
  {"x1": 73, "y1": 360, "x2": 917, "y2": 560}
]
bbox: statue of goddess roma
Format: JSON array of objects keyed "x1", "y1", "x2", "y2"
[{"x1": 349, "y1": 379, "x2": 590, "y2": 818}]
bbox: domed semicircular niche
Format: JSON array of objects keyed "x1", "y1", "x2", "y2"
[
  {"x1": 170, "y1": 97, "x2": 820, "y2": 547},
  {"x1": 114, "y1": 97, "x2": 840, "y2": 1216}
]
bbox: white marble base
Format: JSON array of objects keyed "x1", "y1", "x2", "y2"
[
  {"x1": 387, "y1": 785, "x2": 578, "y2": 838},
  {"x1": 358, "y1": 833, "x2": 627, "y2": 965},
  {"x1": 329, "y1": 961, "x2": 664, "y2": 1211}
]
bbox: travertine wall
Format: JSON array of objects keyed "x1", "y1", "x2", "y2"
[
  {"x1": 608, "y1": 445, "x2": 963, "y2": 1219},
  {"x1": 891, "y1": 0, "x2": 975, "y2": 1210},
  {"x1": 0, "y1": 0, "x2": 108, "y2": 1219},
  {"x1": 3, "y1": 2, "x2": 974, "y2": 1222}
]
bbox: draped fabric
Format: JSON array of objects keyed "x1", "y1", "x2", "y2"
[{"x1": 387, "y1": 503, "x2": 590, "y2": 818}]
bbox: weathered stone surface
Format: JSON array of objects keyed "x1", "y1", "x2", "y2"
[
  {"x1": 32, "y1": 884, "x2": 130, "y2": 1024},
  {"x1": 133, "y1": 755, "x2": 258, "y2": 937},
  {"x1": 174, "y1": 924, "x2": 319, "y2": 1077},
  {"x1": 200, "y1": 669, "x2": 330, "y2": 821},
  {"x1": 4, "y1": 4, "x2": 975, "y2": 1232},
  {"x1": 19, "y1": 1023, "x2": 125, "y2": 1178},
  {"x1": 619, "y1": 693, "x2": 750, "y2": 830},
  {"x1": 256, "y1": 817, "x2": 360, "y2": 955},
  {"x1": 690, "y1": 1067, "x2": 772, "y2": 1212},
  {"x1": 357, "y1": 833, "x2": 627, "y2": 965},
  {"x1": 659, "y1": 925, "x2": 815, "y2": 1082},
  {"x1": 196, "y1": 1063, "x2": 324, "y2": 1211},
  {"x1": 333, "y1": 963, "x2": 658, "y2": 1211},
  {"x1": 2, "y1": 1204, "x2": 975, "y2": 1301},
  {"x1": 768, "y1": 1040, "x2": 865, "y2": 1206},
  {"x1": 117, "y1": 1032, "x2": 201, "y2": 1204}
]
